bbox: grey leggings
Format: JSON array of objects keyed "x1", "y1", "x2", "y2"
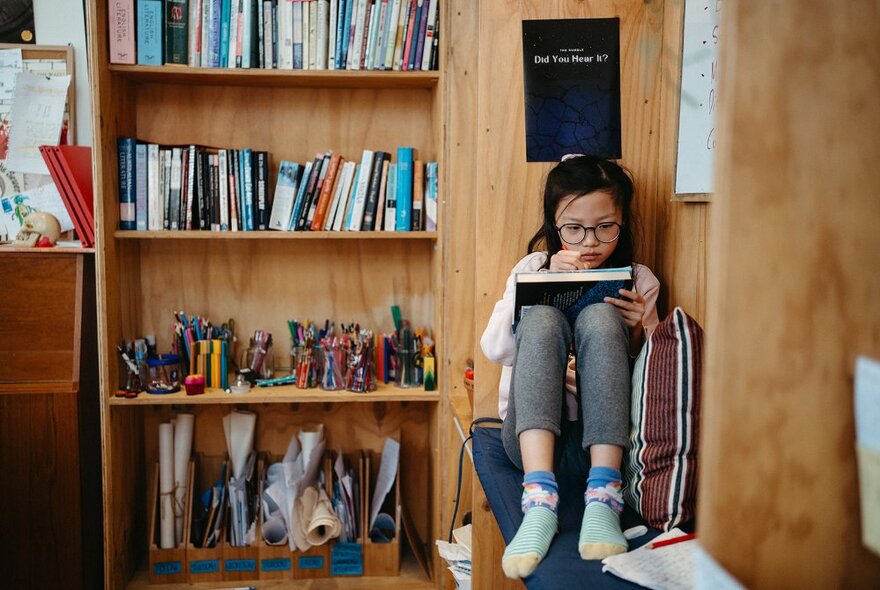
[{"x1": 501, "y1": 303, "x2": 631, "y2": 471}]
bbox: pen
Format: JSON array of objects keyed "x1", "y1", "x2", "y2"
[{"x1": 647, "y1": 532, "x2": 696, "y2": 549}]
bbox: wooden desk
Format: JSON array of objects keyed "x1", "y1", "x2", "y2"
[{"x1": 0, "y1": 248, "x2": 101, "y2": 589}]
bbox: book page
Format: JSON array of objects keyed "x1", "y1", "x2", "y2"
[{"x1": 601, "y1": 528, "x2": 695, "y2": 590}]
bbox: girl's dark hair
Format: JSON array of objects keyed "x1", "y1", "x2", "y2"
[{"x1": 527, "y1": 155, "x2": 637, "y2": 269}]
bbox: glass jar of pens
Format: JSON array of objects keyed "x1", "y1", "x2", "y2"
[
  {"x1": 288, "y1": 320, "x2": 377, "y2": 392},
  {"x1": 390, "y1": 320, "x2": 435, "y2": 390}
]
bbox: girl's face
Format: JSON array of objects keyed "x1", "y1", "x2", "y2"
[{"x1": 554, "y1": 190, "x2": 622, "y2": 268}]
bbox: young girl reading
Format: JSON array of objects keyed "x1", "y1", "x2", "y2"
[{"x1": 480, "y1": 155, "x2": 660, "y2": 579}]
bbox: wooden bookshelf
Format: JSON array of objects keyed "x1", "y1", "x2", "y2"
[
  {"x1": 109, "y1": 64, "x2": 440, "y2": 89},
  {"x1": 87, "y1": 0, "x2": 448, "y2": 588},
  {"x1": 114, "y1": 230, "x2": 438, "y2": 240},
  {"x1": 109, "y1": 382, "x2": 439, "y2": 406}
]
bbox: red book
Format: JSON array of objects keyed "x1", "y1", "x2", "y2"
[
  {"x1": 310, "y1": 153, "x2": 343, "y2": 230},
  {"x1": 40, "y1": 145, "x2": 95, "y2": 247}
]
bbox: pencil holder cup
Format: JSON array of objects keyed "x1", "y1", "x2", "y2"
[
  {"x1": 241, "y1": 338, "x2": 274, "y2": 379},
  {"x1": 345, "y1": 345, "x2": 376, "y2": 393},
  {"x1": 320, "y1": 347, "x2": 345, "y2": 391},
  {"x1": 293, "y1": 345, "x2": 323, "y2": 389},
  {"x1": 394, "y1": 347, "x2": 419, "y2": 389},
  {"x1": 145, "y1": 354, "x2": 181, "y2": 394}
]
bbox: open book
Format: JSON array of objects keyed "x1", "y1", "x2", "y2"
[{"x1": 513, "y1": 266, "x2": 633, "y2": 328}]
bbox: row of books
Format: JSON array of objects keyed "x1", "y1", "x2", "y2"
[
  {"x1": 113, "y1": 0, "x2": 440, "y2": 72},
  {"x1": 117, "y1": 139, "x2": 438, "y2": 232}
]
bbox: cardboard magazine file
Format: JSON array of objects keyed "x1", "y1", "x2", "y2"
[
  {"x1": 257, "y1": 454, "x2": 293, "y2": 580},
  {"x1": 147, "y1": 461, "x2": 193, "y2": 584},
  {"x1": 330, "y1": 450, "x2": 366, "y2": 577},
  {"x1": 292, "y1": 451, "x2": 334, "y2": 579},
  {"x1": 363, "y1": 446, "x2": 401, "y2": 577},
  {"x1": 185, "y1": 456, "x2": 226, "y2": 583},
  {"x1": 222, "y1": 456, "x2": 262, "y2": 582}
]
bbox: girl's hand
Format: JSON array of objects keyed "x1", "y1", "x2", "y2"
[
  {"x1": 565, "y1": 357, "x2": 577, "y2": 396},
  {"x1": 550, "y1": 249, "x2": 590, "y2": 271},
  {"x1": 604, "y1": 288, "x2": 645, "y2": 330}
]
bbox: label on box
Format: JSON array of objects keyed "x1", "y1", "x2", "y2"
[
  {"x1": 152, "y1": 560, "x2": 182, "y2": 575},
  {"x1": 261, "y1": 557, "x2": 292, "y2": 572},
  {"x1": 331, "y1": 542, "x2": 363, "y2": 576},
  {"x1": 298, "y1": 555, "x2": 325, "y2": 570},
  {"x1": 225, "y1": 558, "x2": 257, "y2": 572},
  {"x1": 189, "y1": 559, "x2": 219, "y2": 574}
]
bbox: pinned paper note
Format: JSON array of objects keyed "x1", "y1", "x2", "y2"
[{"x1": 6, "y1": 72, "x2": 71, "y2": 174}]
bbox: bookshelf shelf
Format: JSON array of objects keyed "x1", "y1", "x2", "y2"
[
  {"x1": 109, "y1": 64, "x2": 440, "y2": 89},
  {"x1": 109, "y1": 382, "x2": 439, "y2": 406},
  {"x1": 114, "y1": 230, "x2": 438, "y2": 240}
]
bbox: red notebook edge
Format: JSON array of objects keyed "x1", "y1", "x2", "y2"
[{"x1": 39, "y1": 145, "x2": 95, "y2": 247}]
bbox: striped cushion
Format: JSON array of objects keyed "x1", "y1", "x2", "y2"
[{"x1": 623, "y1": 307, "x2": 703, "y2": 531}]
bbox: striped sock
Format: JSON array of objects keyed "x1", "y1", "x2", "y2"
[
  {"x1": 501, "y1": 471, "x2": 559, "y2": 579},
  {"x1": 578, "y1": 466, "x2": 627, "y2": 560}
]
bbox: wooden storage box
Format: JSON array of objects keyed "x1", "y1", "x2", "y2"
[
  {"x1": 147, "y1": 461, "x2": 192, "y2": 584},
  {"x1": 363, "y1": 447, "x2": 401, "y2": 577},
  {"x1": 330, "y1": 450, "x2": 367, "y2": 577},
  {"x1": 222, "y1": 457, "x2": 262, "y2": 582},
  {"x1": 257, "y1": 457, "x2": 293, "y2": 580},
  {"x1": 185, "y1": 457, "x2": 225, "y2": 583},
  {"x1": 292, "y1": 452, "x2": 335, "y2": 578}
]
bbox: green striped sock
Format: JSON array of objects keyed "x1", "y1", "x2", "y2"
[
  {"x1": 578, "y1": 501, "x2": 627, "y2": 559},
  {"x1": 502, "y1": 506, "x2": 558, "y2": 579}
]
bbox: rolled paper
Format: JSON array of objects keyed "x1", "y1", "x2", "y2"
[
  {"x1": 172, "y1": 413, "x2": 194, "y2": 544},
  {"x1": 262, "y1": 514, "x2": 288, "y2": 545},
  {"x1": 227, "y1": 410, "x2": 256, "y2": 479},
  {"x1": 158, "y1": 422, "x2": 175, "y2": 549},
  {"x1": 306, "y1": 487, "x2": 342, "y2": 546},
  {"x1": 298, "y1": 424, "x2": 324, "y2": 473}
]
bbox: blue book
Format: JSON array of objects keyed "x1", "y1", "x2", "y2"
[
  {"x1": 340, "y1": 0, "x2": 354, "y2": 68},
  {"x1": 407, "y1": 1, "x2": 422, "y2": 71},
  {"x1": 414, "y1": 0, "x2": 429, "y2": 69},
  {"x1": 425, "y1": 161, "x2": 437, "y2": 231},
  {"x1": 395, "y1": 147, "x2": 414, "y2": 231},
  {"x1": 135, "y1": 143, "x2": 148, "y2": 230},
  {"x1": 117, "y1": 138, "x2": 137, "y2": 230},
  {"x1": 377, "y1": 0, "x2": 394, "y2": 70},
  {"x1": 219, "y1": 0, "x2": 232, "y2": 67},
  {"x1": 208, "y1": 0, "x2": 223, "y2": 67},
  {"x1": 289, "y1": 160, "x2": 314, "y2": 230},
  {"x1": 137, "y1": 0, "x2": 163, "y2": 65}
]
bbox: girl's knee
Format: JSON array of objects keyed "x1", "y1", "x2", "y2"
[
  {"x1": 516, "y1": 305, "x2": 570, "y2": 343},
  {"x1": 575, "y1": 303, "x2": 624, "y2": 337}
]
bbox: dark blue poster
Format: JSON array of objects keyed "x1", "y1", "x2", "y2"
[{"x1": 522, "y1": 18, "x2": 621, "y2": 162}]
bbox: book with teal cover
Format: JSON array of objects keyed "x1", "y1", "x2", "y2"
[
  {"x1": 394, "y1": 146, "x2": 414, "y2": 231},
  {"x1": 137, "y1": 0, "x2": 163, "y2": 65}
]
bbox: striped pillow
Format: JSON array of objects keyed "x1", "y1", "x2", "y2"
[{"x1": 623, "y1": 307, "x2": 703, "y2": 531}]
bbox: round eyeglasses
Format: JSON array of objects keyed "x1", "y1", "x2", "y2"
[{"x1": 556, "y1": 222, "x2": 622, "y2": 245}]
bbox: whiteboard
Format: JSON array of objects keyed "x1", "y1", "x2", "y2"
[{"x1": 675, "y1": 0, "x2": 721, "y2": 195}]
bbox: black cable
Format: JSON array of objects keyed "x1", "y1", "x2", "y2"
[{"x1": 448, "y1": 417, "x2": 504, "y2": 542}]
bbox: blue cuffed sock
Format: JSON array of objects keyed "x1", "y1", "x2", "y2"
[
  {"x1": 579, "y1": 466, "x2": 627, "y2": 559},
  {"x1": 502, "y1": 471, "x2": 559, "y2": 579}
]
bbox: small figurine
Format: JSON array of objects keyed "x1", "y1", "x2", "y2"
[{"x1": 13, "y1": 212, "x2": 61, "y2": 247}]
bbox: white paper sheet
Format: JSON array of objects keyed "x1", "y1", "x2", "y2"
[
  {"x1": 0, "y1": 49, "x2": 23, "y2": 71},
  {"x1": 298, "y1": 424, "x2": 324, "y2": 472},
  {"x1": 855, "y1": 356, "x2": 880, "y2": 452},
  {"x1": 223, "y1": 410, "x2": 256, "y2": 479},
  {"x1": 158, "y1": 422, "x2": 175, "y2": 549},
  {"x1": 172, "y1": 413, "x2": 193, "y2": 544},
  {"x1": 0, "y1": 182, "x2": 74, "y2": 234},
  {"x1": 369, "y1": 437, "x2": 400, "y2": 529},
  {"x1": 6, "y1": 73, "x2": 71, "y2": 174},
  {"x1": 601, "y1": 528, "x2": 695, "y2": 590}
]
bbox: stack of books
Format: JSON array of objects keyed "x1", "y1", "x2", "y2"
[{"x1": 112, "y1": 0, "x2": 440, "y2": 72}]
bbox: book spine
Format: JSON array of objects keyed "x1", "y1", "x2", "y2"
[
  {"x1": 257, "y1": 0, "x2": 265, "y2": 67},
  {"x1": 241, "y1": 0, "x2": 253, "y2": 67},
  {"x1": 272, "y1": 0, "x2": 279, "y2": 67},
  {"x1": 212, "y1": 154, "x2": 221, "y2": 230},
  {"x1": 402, "y1": 0, "x2": 418, "y2": 70},
  {"x1": 196, "y1": 151, "x2": 207, "y2": 229},
  {"x1": 186, "y1": 146, "x2": 197, "y2": 229},
  {"x1": 425, "y1": 161, "x2": 437, "y2": 230},
  {"x1": 137, "y1": 0, "x2": 163, "y2": 65},
  {"x1": 383, "y1": 0, "x2": 401, "y2": 70},
  {"x1": 395, "y1": 147, "x2": 413, "y2": 231},
  {"x1": 411, "y1": 158, "x2": 423, "y2": 231},
  {"x1": 200, "y1": 0, "x2": 211, "y2": 66},
  {"x1": 348, "y1": 149, "x2": 374, "y2": 230},
  {"x1": 210, "y1": 0, "x2": 223, "y2": 66},
  {"x1": 430, "y1": 4, "x2": 438, "y2": 70},
  {"x1": 342, "y1": 164, "x2": 360, "y2": 230},
  {"x1": 109, "y1": 0, "x2": 136, "y2": 64},
  {"x1": 269, "y1": 161, "x2": 296, "y2": 229},
  {"x1": 328, "y1": 0, "x2": 337, "y2": 70},
  {"x1": 304, "y1": 154, "x2": 329, "y2": 228},
  {"x1": 364, "y1": 0, "x2": 382, "y2": 70},
  {"x1": 311, "y1": 152, "x2": 341, "y2": 230},
  {"x1": 278, "y1": 0, "x2": 292, "y2": 68},
  {"x1": 256, "y1": 151, "x2": 267, "y2": 229},
  {"x1": 147, "y1": 144, "x2": 160, "y2": 230},
  {"x1": 243, "y1": 149, "x2": 255, "y2": 230},
  {"x1": 391, "y1": 0, "x2": 409, "y2": 70},
  {"x1": 361, "y1": 151, "x2": 386, "y2": 230},
  {"x1": 340, "y1": 0, "x2": 354, "y2": 68},
  {"x1": 419, "y1": 0, "x2": 437, "y2": 70},
  {"x1": 383, "y1": 162, "x2": 396, "y2": 231},
  {"x1": 374, "y1": 159, "x2": 389, "y2": 230},
  {"x1": 219, "y1": 0, "x2": 231, "y2": 66},
  {"x1": 358, "y1": 0, "x2": 372, "y2": 69},
  {"x1": 218, "y1": 150, "x2": 229, "y2": 230},
  {"x1": 335, "y1": 0, "x2": 347, "y2": 68},
  {"x1": 331, "y1": 161, "x2": 355, "y2": 231},
  {"x1": 297, "y1": 155, "x2": 322, "y2": 229},
  {"x1": 324, "y1": 160, "x2": 348, "y2": 230},
  {"x1": 308, "y1": 0, "x2": 318, "y2": 69},
  {"x1": 134, "y1": 143, "x2": 148, "y2": 230},
  {"x1": 161, "y1": 149, "x2": 172, "y2": 230},
  {"x1": 374, "y1": 0, "x2": 391, "y2": 70},
  {"x1": 301, "y1": 0, "x2": 310, "y2": 69},
  {"x1": 289, "y1": 159, "x2": 313, "y2": 229},
  {"x1": 179, "y1": 146, "x2": 189, "y2": 229},
  {"x1": 413, "y1": 0, "x2": 428, "y2": 69},
  {"x1": 317, "y1": 0, "x2": 329, "y2": 70},
  {"x1": 170, "y1": 147, "x2": 183, "y2": 230},
  {"x1": 164, "y1": 0, "x2": 190, "y2": 64},
  {"x1": 350, "y1": 0, "x2": 367, "y2": 70},
  {"x1": 293, "y1": 2, "x2": 303, "y2": 68},
  {"x1": 188, "y1": 0, "x2": 203, "y2": 66}
]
